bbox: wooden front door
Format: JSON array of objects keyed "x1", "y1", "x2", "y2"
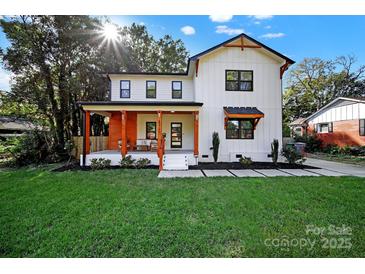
[{"x1": 171, "y1": 122, "x2": 182, "y2": 148}]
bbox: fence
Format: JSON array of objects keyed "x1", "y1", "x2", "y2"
[{"x1": 72, "y1": 136, "x2": 109, "y2": 159}]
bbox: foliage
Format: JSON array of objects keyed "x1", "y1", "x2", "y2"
[
  {"x1": 283, "y1": 56, "x2": 365, "y2": 129},
  {"x1": 294, "y1": 134, "x2": 322, "y2": 153},
  {"x1": 134, "y1": 158, "x2": 151, "y2": 169},
  {"x1": 90, "y1": 158, "x2": 111, "y2": 170},
  {"x1": 323, "y1": 144, "x2": 365, "y2": 156},
  {"x1": 119, "y1": 155, "x2": 136, "y2": 168},
  {"x1": 212, "y1": 132, "x2": 220, "y2": 163},
  {"x1": 271, "y1": 139, "x2": 279, "y2": 165},
  {"x1": 281, "y1": 146, "x2": 306, "y2": 165},
  {"x1": 239, "y1": 156, "x2": 253, "y2": 167},
  {"x1": 1, "y1": 168, "x2": 364, "y2": 257},
  {"x1": 5, "y1": 130, "x2": 60, "y2": 166}
]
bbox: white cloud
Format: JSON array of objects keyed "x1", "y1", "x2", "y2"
[
  {"x1": 254, "y1": 21, "x2": 261, "y2": 25},
  {"x1": 180, "y1": 25, "x2": 196, "y2": 35},
  {"x1": 253, "y1": 15, "x2": 273, "y2": 20},
  {"x1": 0, "y1": 68, "x2": 11, "y2": 91},
  {"x1": 264, "y1": 25, "x2": 272, "y2": 29},
  {"x1": 209, "y1": 15, "x2": 233, "y2": 23},
  {"x1": 259, "y1": 32, "x2": 285, "y2": 39},
  {"x1": 215, "y1": 25, "x2": 244, "y2": 36},
  {"x1": 139, "y1": 22, "x2": 145, "y2": 26}
]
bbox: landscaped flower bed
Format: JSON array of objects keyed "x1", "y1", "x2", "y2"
[{"x1": 189, "y1": 161, "x2": 318, "y2": 170}]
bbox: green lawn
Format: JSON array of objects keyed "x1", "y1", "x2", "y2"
[{"x1": 0, "y1": 168, "x2": 364, "y2": 257}]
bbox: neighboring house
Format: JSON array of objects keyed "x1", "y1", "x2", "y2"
[
  {"x1": 78, "y1": 33, "x2": 294, "y2": 169},
  {"x1": 289, "y1": 117, "x2": 307, "y2": 137},
  {"x1": 0, "y1": 116, "x2": 37, "y2": 139},
  {"x1": 303, "y1": 97, "x2": 365, "y2": 147}
]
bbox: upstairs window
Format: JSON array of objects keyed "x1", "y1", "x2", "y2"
[
  {"x1": 120, "y1": 80, "x2": 130, "y2": 98},
  {"x1": 146, "y1": 81, "x2": 156, "y2": 98},
  {"x1": 172, "y1": 81, "x2": 182, "y2": 99},
  {"x1": 360, "y1": 119, "x2": 365, "y2": 136},
  {"x1": 226, "y1": 70, "x2": 253, "y2": 91},
  {"x1": 226, "y1": 119, "x2": 254, "y2": 139}
]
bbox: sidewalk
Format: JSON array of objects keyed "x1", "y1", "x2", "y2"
[{"x1": 305, "y1": 157, "x2": 365, "y2": 177}]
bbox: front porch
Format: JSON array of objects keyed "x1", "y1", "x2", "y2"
[{"x1": 78, "y1": 102, "x2": 202, "y2": 170}]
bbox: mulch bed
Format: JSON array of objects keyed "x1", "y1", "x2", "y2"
[
  {"x1": 189, "y1": 161, "x2": 319, "y2": 170},
  {"x1": 52, "y1": 162, "x2": 159, "y2": 172}
]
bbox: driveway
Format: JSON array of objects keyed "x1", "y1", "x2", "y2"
[{"x1": 305, "y1": 157, "x2": 365, "y2": 177}]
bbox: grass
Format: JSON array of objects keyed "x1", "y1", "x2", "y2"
[
  {"x1": 0, "y1": 167, "x2": 364, "y2": 257},
  {"x1": 309, "y1": 152, "x2": 365, "y2": 167}
]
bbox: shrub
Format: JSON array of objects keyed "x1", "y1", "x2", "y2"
[
  {"x1": 294, "y1": 134, "x2": 322, "y2": 153},
  {"x1": 271, "y1": 139, "x2": 279, "y2": 165},
  {"x1": 349, "y1": 146, "x2": 365, "y2": 156},
  {"x1": 135, "y1": 158, "x2": 151, "y2": 169},
  {"x1": 90, "y1": 158, "x2": 111, "y2": 170},
  {"x1": 119, "y1": 155, "x2": 136, "y2": 168},
  {"x1": 239, "y1": 156, "x2": 253, "y2": 167},
  {"x1": 322, "y1": 144, "x2": 340, "y2": 155},
  {"x1": 212, "y1": 132, "x2": 220, "y2": 163},
  {"x1": 281, "y1": 146, "x2": 306, "y2": 165}
]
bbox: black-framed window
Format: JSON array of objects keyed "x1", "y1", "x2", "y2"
[
  {"x1": 360, "y1": 119, "x2": 365, "y2": 136},
  {"x1": 225, "y1": 70, "x2": 253, "y2": 91},
  {"x1": 146, "y1": 80, "x2": 156, "y2": 98},
  {"x1": 146, "y1": 122, "x2": 156, "y2": 139},
  {"x1": 172, "y1": 81, "x2": 182, "y2": 99},
  {"x1": 120, "y1": 80, "x2": 130, "y2": 98},
  {"x1": 226, "y1": 119, "x2": 254, "y2": 139}
]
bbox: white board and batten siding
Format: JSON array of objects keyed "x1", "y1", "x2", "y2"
[
  {"x1": 308, "y1": 100, "x2": 365, "y2": 124},
  {"x1": 194, "y1": 47, "x2": 284, "y2": 162},
  {"x1": 109, "y1": 75, "x2": 194, "y2": 102}
]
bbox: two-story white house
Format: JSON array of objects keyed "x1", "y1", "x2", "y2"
[{"x1": 78, "y1": 33, "x2": 294, "y2": 170}]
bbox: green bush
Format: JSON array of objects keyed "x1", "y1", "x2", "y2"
[
  {"x1": 119, "y1": 155, "x2": 136, "y2": 168},
  {"x1": 281, "y1": 146, "x2": 306, "y2": 165},
  {"x1": 322, "y1": 144, "x2": 340, "y2": 155},
  {"x1": 294, "y1": 134, "x2": 322, "y2": 153},
  {"x1": 212, "y1": 132, "x2": 220, "y2": 162},
  {"x1": 135, "y1": 158, "x2": 151, "y2": 169},
  {"x1": 239, "y1": 156, "x2": 253, "y2": 167},
  {"x1": 90, "y1": 158, "x2": 111, "y2": 170},
  {"x1": 271, "y1": 139, "x2": 279, "y2": 165}
]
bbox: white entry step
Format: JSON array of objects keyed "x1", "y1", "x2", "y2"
[{"x1": 163, "y1": 154, "x2": 189, "y2": 170}]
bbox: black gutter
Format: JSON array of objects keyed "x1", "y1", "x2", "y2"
[{"x1": 77, "y1": 101, "x2": 203, "y2": 106}]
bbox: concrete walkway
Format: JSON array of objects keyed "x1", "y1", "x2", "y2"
[{"x1": 306, "y1": 158, "x2": 365, "y2": 177}]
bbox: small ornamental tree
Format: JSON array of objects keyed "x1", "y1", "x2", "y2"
[
  {"x1": 212, "y1": 132, "x2": 220, "y2": 163},
  {"x1": 271, "y1": 139, "x2": 279, "y2": 165}
]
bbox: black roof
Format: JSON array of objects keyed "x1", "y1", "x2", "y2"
[
  {"x1": 106, "y1": 33, "x2": 294, "y2": 75},
  {"x1": 77, "y1": 101, "x2": 203, "y2": 106},
  {"x1": 223, "y1": 106, "x2": 264, "y2": 115}
]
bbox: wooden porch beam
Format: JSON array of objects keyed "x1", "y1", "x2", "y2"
[
  {"x1": 280, "y1": 62, "x2": 290, "y2": 79},
  {"x1": 85, "y1": 111, "x2": 91, "y2": 155},
  {"x1": 157, "y1": 111, "x2": 163, "y2": 170},
  {"x1": 121, "y1": 110, "x2": 127, "y2": 157},
  {"x1": 193, "y1": 111, "x2": 199, "y2": 156}
]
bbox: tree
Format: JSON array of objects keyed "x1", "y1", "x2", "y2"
[{"x1": 283, "y1": 56, "x2": 365, "y2": 124}]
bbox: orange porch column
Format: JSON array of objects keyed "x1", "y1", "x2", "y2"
[
  {"x1": 157, "y1": 111, "x2": 163, "y2": 170},
  {"x1": 194, "y1": 111, "x2": 199, "y2": 156},
  {"x1": 121, "y1": 110, "x2": 127, "y2": 157},
  {"x1": 85, "y1": 111, "x2": 91, "y2": 155}
]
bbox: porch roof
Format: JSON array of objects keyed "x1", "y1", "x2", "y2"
[
  {"x1": 78, "y1": 101, "x2": 203, "y2": 112},
  {"x1": 223, "y1": 107, "x2": 264, "y2": 119}
]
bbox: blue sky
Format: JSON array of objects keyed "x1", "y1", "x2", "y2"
[{"x1": 1, "y1": 15, "x2": 365, "y2": 91}]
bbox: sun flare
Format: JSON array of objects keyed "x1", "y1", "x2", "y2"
[{"x1": 102, "y1": 23, "x2": 119, "y2": 41}]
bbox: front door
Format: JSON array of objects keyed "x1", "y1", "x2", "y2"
[{"x1": 171, "y1": 122, "x2": 182, "y2": 148}]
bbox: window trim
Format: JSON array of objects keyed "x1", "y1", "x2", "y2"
[
  {"x1": 146, "y1": 80, "x2": 157, "y2": 99},
  {"x1": 172, "y1": 81, "x2": 182, "y2": 99},
  {"x1": 120, "y1": 80, "x2": 131, "y2": 98},
  {"x1": 225, "y1": 118, "x2": 254, "y2": 140},
  {"x1": 146, "y1": 121, "x2": 157, "y2": 140},
  {"x1": 317, "y1": 122, "x2": 333, "y2": 134},
  {"x1": 360, "y1": 119, "x2": 365, "y2": 136},
  {"x1": 225, "y1": 70, "x2": 254, "y2": 92}
]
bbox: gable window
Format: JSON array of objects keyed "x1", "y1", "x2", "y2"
[
  {"x1": 146, "y1": 122, "x2": 156, "y2": 139},
  {"x1": 226, "y1": 119, "x2": 254, "y2": 139},
  {"x1": 146, "y1": 81, "x2": 156, "y2": 98},
  {"x1": 360, "y1": 119, "x2": 365, "y2": 136},
  {"x1": 225, "y1": 70, "x2": 253, "y2": 91},
  {"x1": 172, "y1": 81, "x2": 182, "y2": 99},
  {"x1": 120, "y1": 80, "x2": 130, "y2": 98},
  {"x1": 318, "y1": 122, "x2": 333, "y2": 133}
]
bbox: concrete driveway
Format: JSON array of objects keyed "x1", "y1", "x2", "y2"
[{"x1": 305, "y1": 157, "x2": 365, "y2": 177}]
